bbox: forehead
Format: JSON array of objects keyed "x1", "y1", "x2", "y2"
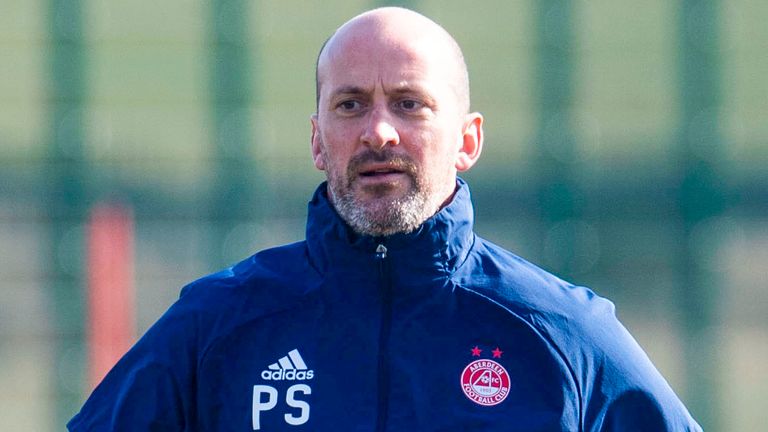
[{"x1": 319, "y1": 30, "x2": 457, "y2": 95}]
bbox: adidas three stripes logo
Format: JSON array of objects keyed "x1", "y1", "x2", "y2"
[{"x1": 261, "y1": 349, "x2": 314, "y2": 381}]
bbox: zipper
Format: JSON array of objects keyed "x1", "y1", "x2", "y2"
[{"x1": 374, "y1": 243, "x2": 391, "y2": 432}]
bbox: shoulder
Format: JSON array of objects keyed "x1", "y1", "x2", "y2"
[
  {"x1": 456, "y1": 236, "x2": 700, "y2": 430},
  {"x1": 454, "y1": 237, "x2": 625, "y2": 374},
  {"x1": 178, "y1": 240, "x2": 321, "y2": 316},
  {"x1": 147, "y1": 240, "x2": 322, "y2": 353},
  {"x1": 67, "y1": 241, "x2": 323, "y2": 431},
  {"x1": 456, "y1": 236, "x2": 651, "y2": 368},
  {"x1": 455, "y1": 237, "x2": 614, "y2": 324}
]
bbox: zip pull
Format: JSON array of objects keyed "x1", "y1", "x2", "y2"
[{"x1": 375, "y1": 244, "x2": 388, "y2": 259}]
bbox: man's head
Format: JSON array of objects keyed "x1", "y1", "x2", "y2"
[{"x1": 311, "y1": 7, "x2": 483, "y2": 236}]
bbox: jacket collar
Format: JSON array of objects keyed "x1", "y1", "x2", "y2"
[{"x1": 305, "y1": 178, "x2": 475, "y2": 286}]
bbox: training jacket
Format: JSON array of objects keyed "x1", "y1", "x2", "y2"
[{"x1": 68, "y1": 179, "x2": 701, "y2": 431}]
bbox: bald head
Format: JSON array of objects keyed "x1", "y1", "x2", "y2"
[{"x1": 315, "y1": 7, "x2": 470, "y2": 114}]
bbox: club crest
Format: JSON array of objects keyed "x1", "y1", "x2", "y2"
[{"x1": 460, "y1": 347, "x2": 510, "y2": 406}]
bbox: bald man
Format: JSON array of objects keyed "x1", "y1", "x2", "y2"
[{"x1": 69, "y1": 8, "x2": 701, "y2": 431}]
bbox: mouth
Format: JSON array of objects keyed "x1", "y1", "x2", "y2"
[
  {"x1": 347, "y1": 152, "x2": 416, "y2": 187},
  {"x1": 358, "y1": 167, "x2": 405, "y2": 178}
]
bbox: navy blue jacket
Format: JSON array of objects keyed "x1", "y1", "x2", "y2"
[{"x1": 69, "y1": 180, "x2": 701, "y2": 431}]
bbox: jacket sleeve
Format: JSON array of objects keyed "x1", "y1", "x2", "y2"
[
  {"x1": 569, "y1": 296, "x2": 703, "y2": 432},
  {"x1": 67, "y1": 295, "x2": 200, "y2": 431},
  {"x1": 598, "y1": 388, "x2": 695, "y2": 431}
]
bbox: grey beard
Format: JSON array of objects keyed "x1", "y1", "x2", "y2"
[
  {"x1": 320, "y1": 145, "x2": 441, "y2": 236},
  {"x1": 329, "y1": 182, "x2": 434, "y2": 236}
]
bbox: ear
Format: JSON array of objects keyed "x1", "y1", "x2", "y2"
[
  {"x1": 455, "y1": 112, "x2": 483, "y2": 172},
  {"x1": 310, "y1": 114, "x2": 325, "y2": 170}
]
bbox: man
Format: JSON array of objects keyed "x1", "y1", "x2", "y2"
[{"x1": 69, "y1": 7, "x2": 701, "y2": 431}]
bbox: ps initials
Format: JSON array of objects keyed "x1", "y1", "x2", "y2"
[{"x1": 252, "y1": 384, "x2": 311, "y2": 430}]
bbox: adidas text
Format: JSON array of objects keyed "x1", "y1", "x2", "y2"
[{"x1": 261, "y1": 369, "x2": 314, "y2": 381}]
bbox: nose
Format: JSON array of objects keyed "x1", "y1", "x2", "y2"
[{"x1": 360, "y1": 108, "x2": 399, "y2": 150}]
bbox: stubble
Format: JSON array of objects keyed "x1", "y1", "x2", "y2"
[{"x1": 323, "y1": 148, "x2": 438, "y2": 236}]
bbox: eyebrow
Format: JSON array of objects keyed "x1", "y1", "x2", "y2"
[
  {"x1": 331, "y1": 83, "x2": 434, "y2": 99},
  {"x1": 330, "y1": 85, "x2": 370, "y2": 96}
]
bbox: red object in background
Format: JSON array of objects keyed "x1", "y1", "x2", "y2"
[{"x1": 86, "y1": 203, "x2": 136, "y2": 389}]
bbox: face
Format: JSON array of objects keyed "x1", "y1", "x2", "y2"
[{"x1": 311, "y1": 21, "x2": 482, "y2": 236}]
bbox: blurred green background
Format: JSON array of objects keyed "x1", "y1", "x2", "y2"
[{"x1": 1, "y1": 0, "x2": 766, "y2": 430}]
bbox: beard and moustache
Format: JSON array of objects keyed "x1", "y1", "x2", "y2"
[{"x1": 322, "y1": 148, "x2": 442, "y2": 237}]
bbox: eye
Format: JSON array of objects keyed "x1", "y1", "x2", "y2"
[
  {"x1": 397, "y1": 99, "x2": 425, "y2": 112},
  {"x1": 336, "y1": 100, "x2": 362, "y2": 112}
]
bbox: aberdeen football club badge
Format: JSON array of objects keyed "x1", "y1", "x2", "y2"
[{"x1": 460, "y1": 346, "x2": 510, "y2": 406}]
